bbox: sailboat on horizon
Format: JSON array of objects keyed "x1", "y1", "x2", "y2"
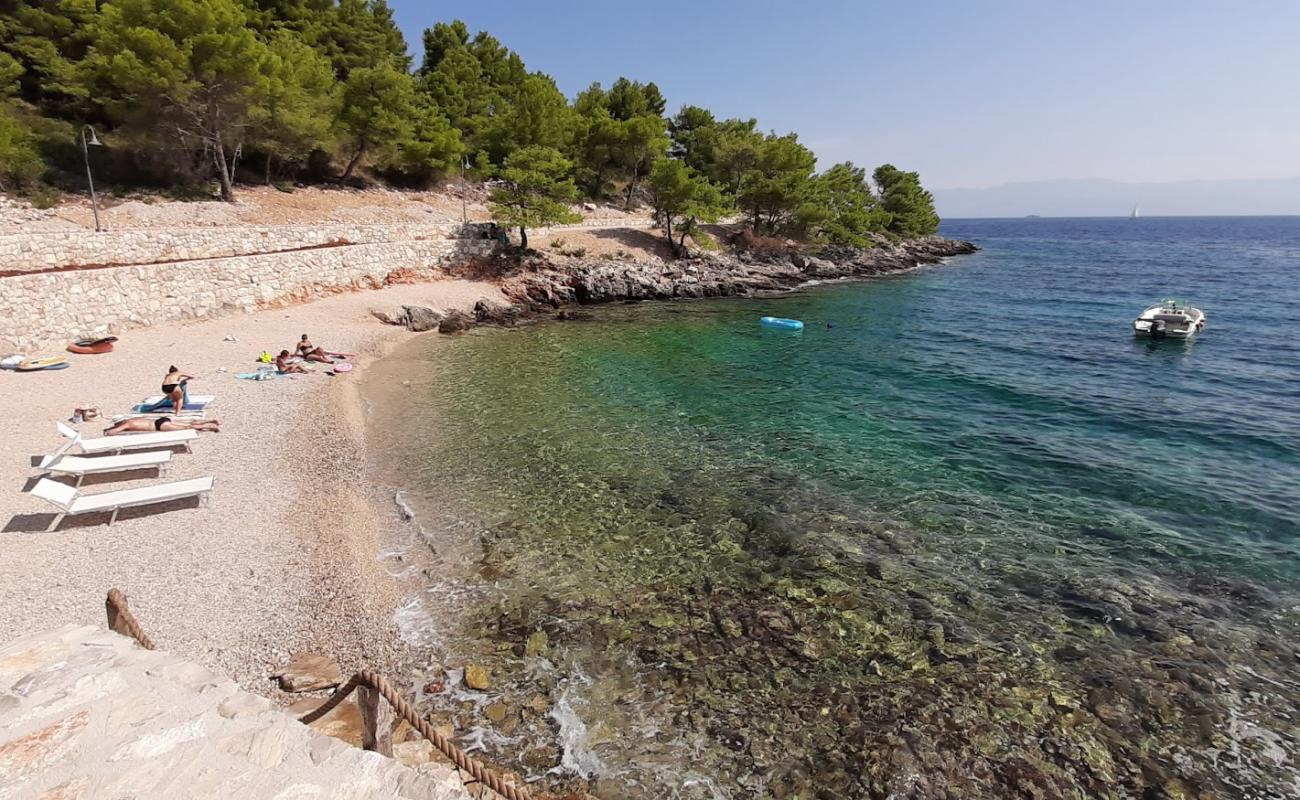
[{"x1": 1130, "y1": 204, "x2": 1141, "y2": 219}]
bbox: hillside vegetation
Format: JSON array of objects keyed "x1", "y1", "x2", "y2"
[{"x1": 0, "y1": 0, "x2": 940, "y2": 248}]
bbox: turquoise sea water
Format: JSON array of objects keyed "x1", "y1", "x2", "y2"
[{"x1": 372, "y1": 217, "x2": 1300, "y2": 799}]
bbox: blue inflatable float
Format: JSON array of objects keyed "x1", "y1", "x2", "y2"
[{"x1": 760, "y1": 316, "x2": 804, "y2": 331}]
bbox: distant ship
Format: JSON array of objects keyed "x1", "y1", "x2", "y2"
[
  {"x1": 1025, "y1": 214, "x2": 1042, "y2": 218},
  {"x1": 1129, "y1": 205, "x2": 1140, "y2": 219}
]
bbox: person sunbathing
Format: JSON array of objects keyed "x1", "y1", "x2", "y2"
[
  {"x1": 105, "y1": 417, "x2": 220, "y2": 434},
  {"x1": 296, "y1": 334, "x2": 335, "y2": 364},
  {"x1": 160, "y1": 365, "x2": 195, "y2": 414},
  {"x1": 275, "y1": 350, "x2": 310, "y2": 374}
]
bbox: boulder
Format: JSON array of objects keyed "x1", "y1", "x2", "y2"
[
  {"x1": 437, "y1": 310, "x2": 474, "y2": 334},
  {"x1": 273, "y1": 652, "x2": 342, "y2": 692},
  {"x1": 473, "y1": 300, "x2": 523, "y2": 326},
  {"x1": 402, "y1": 305, "x2": 443, "y2": 332},
  {"x1": 370, "y1": 307, "x2": 406, "y2": 326}
]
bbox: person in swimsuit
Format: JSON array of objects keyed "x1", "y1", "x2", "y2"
[
  {"x1": 275, "y1": 350, "x2": 310, "y2": 374},
  {"x1": 104, "y1": 416, "x2": 221, "y2": 434},
  {"x1": 160, "y1": 365, "x2": 195, "y2": 414},
  {"x1": 296, "y1": 334, "x2": 335, "y2": 364}
]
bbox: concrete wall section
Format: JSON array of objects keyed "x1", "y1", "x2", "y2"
[
  {"x1": 0, "y1": 223, "x2": 466, "y2": 273},
  {"x1": 0, "y1": 239, "x2": 495, "y2": 352}
]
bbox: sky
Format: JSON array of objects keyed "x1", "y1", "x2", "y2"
[{"x1": 388, "y1": 1, "x2": 1300, "y2": 193}]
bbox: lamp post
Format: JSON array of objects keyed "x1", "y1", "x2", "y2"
[
  {"x1": 80, "y1": 125, "x2": 103, "y2": 232},
  {"x1": 460, "y1": 155, "x2": 469, "y2": 224}
]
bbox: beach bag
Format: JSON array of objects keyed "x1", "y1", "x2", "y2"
[{"x1": 258, "y1": 350, "x2": 274, "y2": 363}]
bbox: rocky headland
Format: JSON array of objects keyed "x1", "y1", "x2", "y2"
[{"x1": 373, "y1": 235, "x2": 979, "y2": 332}]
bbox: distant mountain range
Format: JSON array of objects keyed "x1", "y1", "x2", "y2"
[{"x1": 933, "y1": 177, "x2": 1300, "y2": 219}]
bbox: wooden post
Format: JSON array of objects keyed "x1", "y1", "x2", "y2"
[
  {"x1": 106, "y1": 593, "x2": 130, "y2": 638},
  {"x1": 357, "y1": 684, "x2": 394, "y2": 756}
]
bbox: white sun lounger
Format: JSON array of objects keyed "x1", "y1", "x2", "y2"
[
  {"x1": 31, "y1": 475, "x2": 214, "y2": 526},
  {"x1": 57, "y1": 421, "x2": 197, "y2": 454},
  {"x1": 38, "y1": 436, "x2": 172, "y2": 486}
]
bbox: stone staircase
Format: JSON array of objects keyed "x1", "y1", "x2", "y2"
[{"x1": 0, "y1": 624, "x2": 471, "y2": 799}]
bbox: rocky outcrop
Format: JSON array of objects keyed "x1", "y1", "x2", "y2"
[
  {"x1": 371, "y1": 236, "x2": 977, "y2": 339},
  {"x1": 495, "y1": 235, "x2": 978, "y2": 313}
]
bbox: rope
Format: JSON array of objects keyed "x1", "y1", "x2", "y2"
[
  {"x1": 103, "y1": 590, "x2": 527, "y2": 800},
  {"x1": 105, "y1": 589, "x2": 156, "y2": 650},
  {"x1": 301, "y1": 671, "x2": 532, "y2": 800}
]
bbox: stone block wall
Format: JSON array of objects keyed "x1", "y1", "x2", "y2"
[
  {"x1": 0, "y1": 238, "x2": 496, "y2": 352},
  {"x1": 0, "y1": 223, "x2": 465, "y2": 273}
]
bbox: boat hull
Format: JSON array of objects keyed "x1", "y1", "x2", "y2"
[
  {"x1": 1133, "y1": 306, "x2": 1206, "y2": 339},
  {"x1": 67, "y1": 336, "x2": 118, "y2": 355}
]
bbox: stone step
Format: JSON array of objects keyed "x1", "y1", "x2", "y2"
[{"x1": 0, "y1": 624, "x2": 471, "y2": 799}]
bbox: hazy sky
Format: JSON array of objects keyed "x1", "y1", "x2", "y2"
[{"x1": 388, "y1": 0, "x2": 1300, "y2": 191}]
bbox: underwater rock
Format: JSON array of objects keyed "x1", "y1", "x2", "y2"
[{"x1": 464, "y1": 665, "x2": 491, "y2": 691}]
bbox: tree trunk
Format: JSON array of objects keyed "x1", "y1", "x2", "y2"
[
  {"x1": 624, "y1": 175, "x2": 637, "y2": 209},
  {"x1": 265, "y1": 152, "x2": 273, "y2": 186},
  {"x1": 341, "y1": 142, "x2": 366, "y2": 183},
  {"x1": 519, "y1": 225, "x2": 528, "y2": 250},
  {"x1": 213, "y1": 138, "x2": 234, "y2": 201},
  {"x1": 664, "y1": 216, "x2": 674, "y2": 258}
]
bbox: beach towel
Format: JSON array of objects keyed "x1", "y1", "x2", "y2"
[{"x1": 236, "y1": 369, "x2": 292, "y2": 380}]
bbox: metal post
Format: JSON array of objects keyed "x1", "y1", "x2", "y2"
[
  {"x1": 460, "y1": 155, "x2": 468, "y2": 224},
  {"x1": 81, "y1": 126, "x2": 102, "y2": 232}
]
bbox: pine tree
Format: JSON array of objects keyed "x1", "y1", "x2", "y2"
[
  {"x1": 82, "y1": 0, "x2": 270, "y2": 200},
  {"x1": 488, "y1": 145, "x2": 580, "y2": 249},
  {"x1": 647, "y1": 157, "x2": 727, "y2": 256}
]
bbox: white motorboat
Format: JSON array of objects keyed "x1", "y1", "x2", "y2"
[{"x1": 1133, "y1": 299, "x2": 1206, "y2": 339}]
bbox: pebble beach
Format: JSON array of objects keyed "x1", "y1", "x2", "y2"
[{"x1": 0, "y1": 278, "x2": 505, "y2": 693}]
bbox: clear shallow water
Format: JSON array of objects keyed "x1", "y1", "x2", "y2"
[{"x1": 371, "y1": 217, "x2": 1300, "y2": 799}]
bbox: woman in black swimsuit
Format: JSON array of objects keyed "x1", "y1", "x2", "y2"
[{"x1": 161, "y1": 365, "x2": 195, "y2": 415}]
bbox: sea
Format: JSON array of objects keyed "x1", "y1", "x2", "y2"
[{"x1": 365, "y1": 216, "x2": 1300, "y2": 799}]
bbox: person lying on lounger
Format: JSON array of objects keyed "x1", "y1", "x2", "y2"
[
  {"x1": 275, "y1": 350, "x2": 310, "y2": 374},
  {"x1": 104, "y1": 417, "x2": 221, "y2": 434},
  {"x1": 160, "y1": 365, "x2": 195, "y2": 414},
  {"x1": 296, "y1": 334, "x2": 336, "y2": 364}
]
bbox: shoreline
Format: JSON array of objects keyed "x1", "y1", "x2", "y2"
[{"x1": 0, "y1": 238, "x2": 979, "y2": 691}]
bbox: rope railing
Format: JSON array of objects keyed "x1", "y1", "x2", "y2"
[
  {"x1": 301, "y1": 671, "x2": 532, "y2": 800},
  {"x1": 105, "y1": 588, "x2": 156, "y2": 650},
  {"x1": 103, "y1": 589, "x2": 530, "y2": 800}
]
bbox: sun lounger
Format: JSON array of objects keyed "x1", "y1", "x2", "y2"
[
  {"x1": 57, "y1": 421, "x2": 197, "y2": 454},
  {"x1": 31, "y1": 475, "x2": 214, "y2": 526},
  {"x1": 38, "y1": 437, "x2": 172, "y2": 486}
]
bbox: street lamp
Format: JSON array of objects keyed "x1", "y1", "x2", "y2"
[
  {"x1": 460, "y1": 155, "x2": 470, "y2": 224},
  {"x1": 80, "y1": 125, "x2": 103, "y2": 232}
]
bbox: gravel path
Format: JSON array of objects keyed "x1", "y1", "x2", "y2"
[{"x1": 0, "y1": 279, "x2": 505, "y2": 694}]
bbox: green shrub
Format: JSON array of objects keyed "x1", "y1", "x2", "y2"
[
  {"x1": 691, "y1": 229, "x2": 720, "y2": 251},
  {"x1": 549, "y1": 237, "x2": 566, "y2": 249},
  {"x1": 27, "y1": 185, "x2": 60, "y2": 208},
  {"x1": 0, "y1": 104, "x2": 43, "y2": 191}
]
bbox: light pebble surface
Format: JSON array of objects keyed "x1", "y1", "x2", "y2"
[{"x1": 0, "y1": 278, "x2": 506, "y2": 695}]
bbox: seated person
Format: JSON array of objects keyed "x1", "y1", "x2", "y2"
[
  {"x1": 105, "y1": 417, "x2": 220, "y2": 434},
  {"x1": 160, "y1": 365, "x2": 195, "y2": 414},
  {"x1": 275, "y1": 350, "x2": 310, "y2": 374},
  {"x1": 296, "y1": 334, "x2": 335, "y2": 364}
]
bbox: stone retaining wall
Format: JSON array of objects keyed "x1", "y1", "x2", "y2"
[
  {"x1": 0, "y1": 238, "x2": 496, "y2": 352},
  {"x1": 0, "y1": 222, "x2": 466, "y2": 272}
]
